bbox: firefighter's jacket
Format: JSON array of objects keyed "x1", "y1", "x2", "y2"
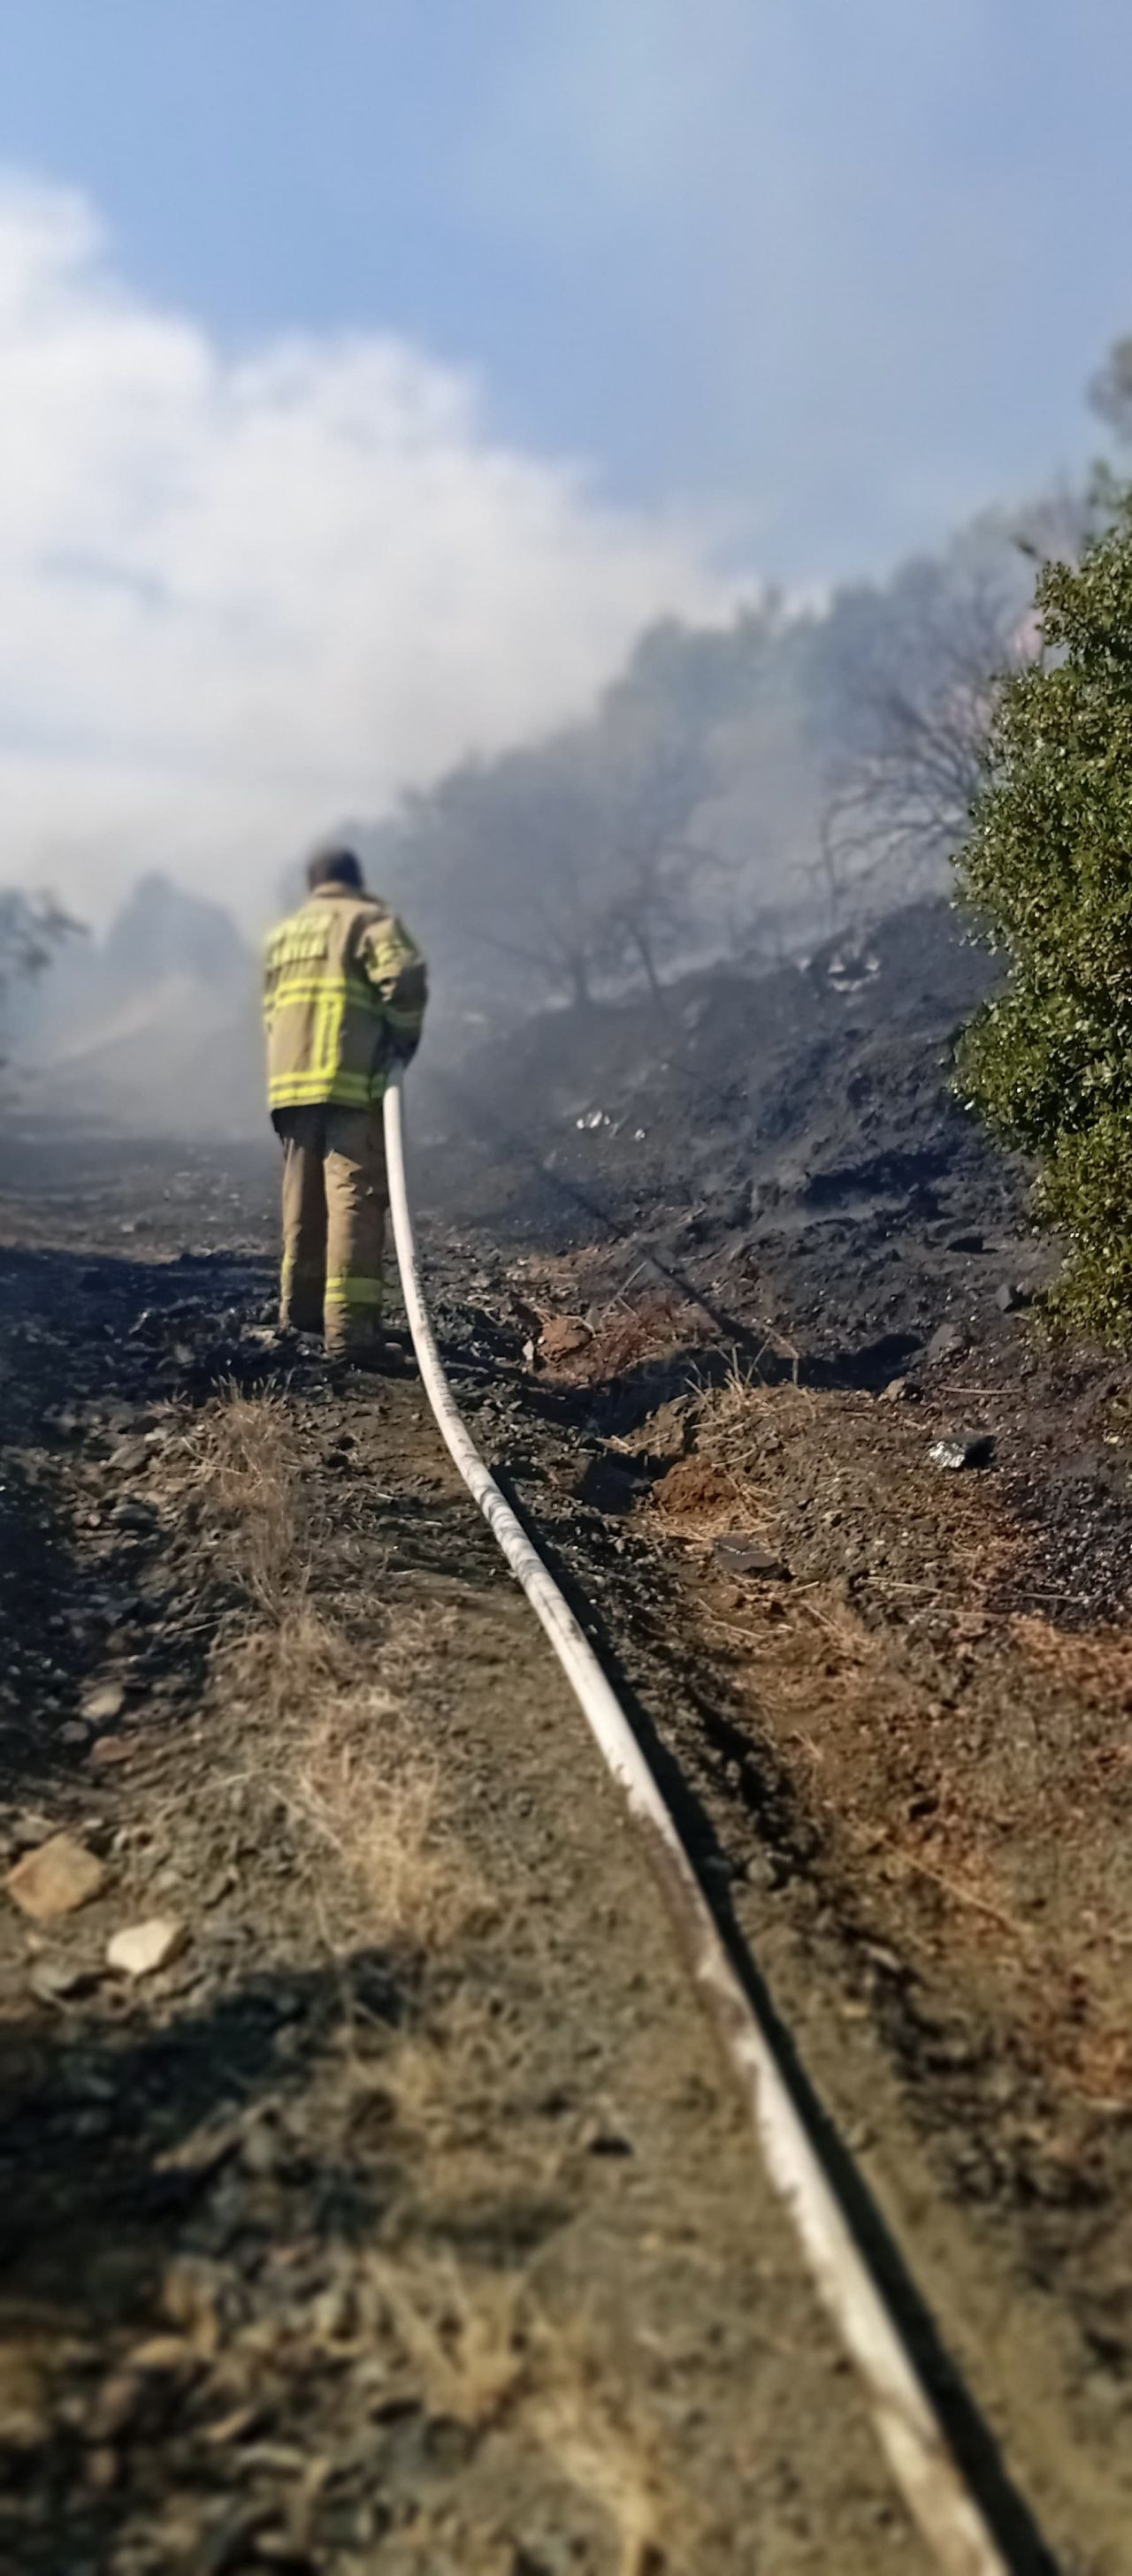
[{"x1": 264, "y1": 884, "x2": 427, "y2": 1115}]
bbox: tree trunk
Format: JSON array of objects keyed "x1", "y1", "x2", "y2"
[{"x1": 631, "y1": 926, "x2": 668, "y2": 1022}]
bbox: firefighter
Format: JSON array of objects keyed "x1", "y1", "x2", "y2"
[{"x1": 264, "y1": 846, "x2": 427, "y2": 1361}]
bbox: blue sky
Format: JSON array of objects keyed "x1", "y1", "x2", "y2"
[
  {"x1": 2, "y1": 3, "x2": 1131, "y2": 923},
  {"x1": 3, "y1": 0, "x2": 1131, "y2": 579}
]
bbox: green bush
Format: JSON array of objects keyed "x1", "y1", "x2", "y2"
[{"x1": 954, "y1": 490, "x2": 1132, "y2": 1341}]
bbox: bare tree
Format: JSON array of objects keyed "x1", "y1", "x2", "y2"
[
  {"x1": 589, "y1": 718, "x2": 720, "y2": 1013},
  {"x1": 1089, "y1": 335, "x2": 1132, "y2": 446},
  {"x1": 0, "y1": 892, "x2": 77, "y2": 994},
  {"x1": 0, "y1": 891, "x2": 82, "y2": 1075},
  {"x1": 816, "y1": 540, "x2": 1032, "y2": 929},
  {"x1": 433, "y1": 714, "x2": 719, "y2": 1016}
]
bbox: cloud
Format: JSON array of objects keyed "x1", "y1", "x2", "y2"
[{"x1": 0, "y1": 174, "x2": 730, "y2": 926}]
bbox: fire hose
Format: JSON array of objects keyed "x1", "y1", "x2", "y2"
[{"x1": 383, "y1": 1067, "x2": 1019, "y2": 2576}]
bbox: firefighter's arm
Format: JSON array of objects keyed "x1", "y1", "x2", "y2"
[{"x1": 359, "y1": 914, "x2": 428, "y2": 1063}]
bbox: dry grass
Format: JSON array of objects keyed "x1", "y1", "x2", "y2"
[
  {"x1": 176, "y1": 1387, "x2": 308, "y2": 1619},
  {"x1": 180, "y1": 1389, "x2": 478, "y2": 1949},
  {"x1": 348, "y1": 2252, "x2": 676, "y2": 2574},
  {"x1": 213, "y1": 1600, "x2": 479, "y2": 1951}
]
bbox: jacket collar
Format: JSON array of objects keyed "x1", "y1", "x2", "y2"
[{"x1": 310, "y1": 882, "x2": 363, "y2": 901}]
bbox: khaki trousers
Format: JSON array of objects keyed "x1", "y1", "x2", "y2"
[{"x1": 275, "y1": 1104, "x2": 387, "y2": 1353}]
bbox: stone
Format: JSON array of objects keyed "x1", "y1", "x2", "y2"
[
  {"x1": 9, "y1": 1810, "x2": 56, "y2": 1850},
  {"x1": 110, "y1": 1498, "x2": 158, "y2": 1533},
  {"x1": 926, "y1": 1321, "x2": 969, "y2": 1365},
  {"x1": 80, "y1": 1679, "x2": 126, "y2": 1720},
  {"x1": 88, "y1": 1736, "x2": 136, "y2": 1770},
  {"x1": 7, "y1": 1833, "x2": 106, "y2": 1920},
  {"x1": 928, "y1": 1431, "x2": 995, "y2": 1472},
  {"x1": 28, "y1": 1954, "x2": 94, "y2": 2003},
  {"x1": 879, "y1": 1377, "x2": 909, "y2": 1404},
  {"x1": 106, "y1": 1917, "x2": 186, "y2": 1978},
  {"x1": 582, "y1": 2114, "x2": 634, "y2": 2156},
  {"x1": 995, "y1": 1280, "x2": 1032, "y2": 1314},
  {"x1": 126, "y1": 2335, "x2": 195, "y2": 2375},
  {"x1": 713, "y1": 1536, "x2": 787, "y2": 1579},
  {"x1": 109, "y1": 1437, "x2": 150, "y2": 1475}
]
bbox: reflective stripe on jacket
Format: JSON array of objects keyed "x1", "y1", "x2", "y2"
[{"x1": 264, "y1": 884, "x2": 427, "y2": 1112}]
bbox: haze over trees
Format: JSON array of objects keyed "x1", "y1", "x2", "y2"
[
  {"x1": 7, "y1": 332, "x2": 1132, "y2": 1269},
  {"x1": 0, "y1": 893, "x2": 80, "y2": 1069}
]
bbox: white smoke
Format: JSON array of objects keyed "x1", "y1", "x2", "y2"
[{"x1": 0, "y1": 174, "x2": 730, "y2": 929}]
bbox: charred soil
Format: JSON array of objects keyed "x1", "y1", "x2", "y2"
[
  {"x1": 0, "y1": 1140, "x2": 934, "y2": 2575},
  {"x1": 3, "y1": 875, "x2": 1132, "y2": 2574}
]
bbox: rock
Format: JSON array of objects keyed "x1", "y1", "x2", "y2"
[
  {"x1": 106, "y1": 1917, "x2": 186, "y2": 1978},
  {"x1": 9, "y1": 1810, "x2": 56, "y2": 1851},
  {"x1": 109, "y1": 1437, "x2": 150, "y2": 1475},
  {"x1": 879, "y1": 1377, "x2": 909, "y2": 1404},
  {"x1": 81, "y1": 1681, "x2": 126, "y2": 1724},
  {"x1": 713, "y1": 1536, "x2": 787, "y2": 1579},
  {"x1": 88, "y1": 1737, "x2": 136, "y2": 1770},
  {"x1": 110, "y1": 1498, "x2": 158, "y2": 1533},
  {"x1": 59, "y1": 1721, "x2": 91, "y2": 1748},
  {"x1": 8, "y1": 1833, "x2": 106, "y2": 1920},
  {"x1": 126, "y1": 2335, "x2": 196, "y2": 2376},
  {"x1": 928, "y1": 1431, "x2": 995, "y2": 1471},
  {"x1": 28, "y1": 1954, "x2": 95, "y2": 2004},
  {"x1": 995, "y1": 1279, "x2": 1032, "y2": 1314},
  {"x1": 926, "y1": 1321, "x2": 969, "y2": 1365},
  {"x1": 582, "y1": 2114, "x2": 634, "y2": 2156},
  {"x1": 947, "y1": 1230, "x2": 984, "y2": 1253}
]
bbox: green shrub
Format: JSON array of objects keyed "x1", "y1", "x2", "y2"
[{"x1": 954, "y1": 490, "x2": 1132, "y2": 1341}]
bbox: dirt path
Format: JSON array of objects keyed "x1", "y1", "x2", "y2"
[
  {"x1": 0, "y1": 1163, "x2": 937, "y2": 2572},
  {"x1": 4, "y1": 1130, "x2": 1132, "y2": 2571}
]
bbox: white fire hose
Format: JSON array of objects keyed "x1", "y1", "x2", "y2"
[{"x1": 383, "y1": 1067, "x2": 1015, "y2": 2576}]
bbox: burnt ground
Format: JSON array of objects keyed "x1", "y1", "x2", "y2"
[
  {"x1": 0, "y1": 1142, "x2": 934, "y2": 2575},
  {"x1": 0, "y1": 893, "x2": 1131, "y2": 2572}
]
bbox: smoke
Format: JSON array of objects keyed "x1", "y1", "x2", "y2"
[{"x1": 0, "y1": 173, "x2": 730, "y2": 932}]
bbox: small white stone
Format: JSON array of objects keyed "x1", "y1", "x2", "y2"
[
  {"x1": 81, "y1": 1683, "x2": 126, "y2": 1725},
  {"x1": 106, "y1": 1917, "x2": 186, "y2": 1979}
]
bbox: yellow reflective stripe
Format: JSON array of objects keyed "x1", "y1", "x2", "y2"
[
  {"x1": 267, "y1": 973, "x2": 383, "y2": 1015},
  {"x1": 270, "y1": 1071, "x2": 371, "y2": 1090},
  {"x1": 264, "y1": 913, "x2": 332, "y2": 968},
  {"x1": 315, "y1": 982, "x2": 348, "y2": 1077},
  {"x1": 268, "y1": 1072, "x2": 377, "y2": 1106},
  {"x1": 325, "y1": 1273, "x2": 384, "y2": 1307}
]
